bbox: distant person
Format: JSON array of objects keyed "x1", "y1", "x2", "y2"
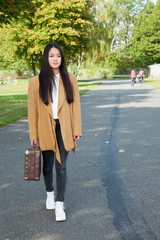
[
  {"x1": 138, "y1": 69, "x2": 144, "y2": 83},
  {"x1": 130, "y1": 70, "x2": 137, "y2": 86},
  {"x1": 28, "y1": 43, "x2": 82, "y2": 221},
  {"x1": 0, "y1": 81, "x2": 5, "y2": 85}
]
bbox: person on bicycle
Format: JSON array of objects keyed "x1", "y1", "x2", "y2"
[
  {"x1": 130, "y1": 70, "x2": 137, "y2": 86},
  {"x1": 138, "y1": 69, "x2": 144, "y2": 83}
]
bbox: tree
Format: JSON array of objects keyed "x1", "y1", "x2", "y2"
[
  {"x1": 91, "y1": 0, "x2": 117, "y2": 63},
  {"x1": 87, "y1": 0, "x2": 145, "y2": 66},
  {"x1": 0, "y1": 0, "x2": 94, "y2": 75},
  {"x1": 0, "y1": 0, "x2": 34, "y2": 24},
  {"x1": 128, "y1": 0, "x2": 159, "y2": 67}
]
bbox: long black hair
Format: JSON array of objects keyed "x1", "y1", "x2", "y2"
[{"x1": 39, "y1": 43, "x2": 73, "y2": 105}]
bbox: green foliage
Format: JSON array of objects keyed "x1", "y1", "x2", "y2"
[
  {"x1": 0, "y1": 0, "x2": 94, "y2": 75},
  {"x1": 128, "y1": 0, "x2": 160, "y2": 67},
  {"x1": 1, "y1": 0, "x2": 159, "y2": 76},
  {"x1": 0, "y1": 0, "x2": 34, "y2": 24},
  {"x1": 91, "y1": 0, "x2": 117, "y2": 62},
  {"x1": 86, "y1": 0, "x2": 146, "y2": 75}
]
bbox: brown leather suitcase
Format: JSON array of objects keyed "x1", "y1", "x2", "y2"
[{"x1": 24, "y1": 146, "x2": 41, "y2": 181}]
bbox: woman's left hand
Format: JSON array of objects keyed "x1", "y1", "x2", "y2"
[{"x1": 73, "y1": 136, "x2": 80, "y2": 141}]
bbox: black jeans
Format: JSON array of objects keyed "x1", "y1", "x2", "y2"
[{"x1": 42, "y1": 120, "x2": 68, "y2": 202}]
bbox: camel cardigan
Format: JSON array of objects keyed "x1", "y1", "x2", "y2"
[{"x1": 28, "y1": 73, "x2": 82, "y2": 163}]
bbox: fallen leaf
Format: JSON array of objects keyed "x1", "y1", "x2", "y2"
[{"x1": 119, "y1": 149, "x2": 125, "y2": 152}]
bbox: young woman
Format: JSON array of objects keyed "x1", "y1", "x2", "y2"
[{"x1": 28, "y1": 43, "x2": 82, "y2": 221}]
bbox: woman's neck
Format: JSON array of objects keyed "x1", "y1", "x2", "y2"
[{"x1": 52, "y1": 69, "x2": 60, "y2": 74}]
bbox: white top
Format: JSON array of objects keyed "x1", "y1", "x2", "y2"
[
  {"x1": 139, "y1": 70, "x2": 144, "y2": 75},
  {"x1": 51, "y1": 73, "x2": 59, "y2": 119}
]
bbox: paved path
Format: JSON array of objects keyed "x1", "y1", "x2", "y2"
[{"x1": 0, "y1": 80, "x2": 160, "y2": 240}]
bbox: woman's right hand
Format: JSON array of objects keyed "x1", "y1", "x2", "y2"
[{"x1": 31, "y1": 139, "x2": 37, "y2": 146}]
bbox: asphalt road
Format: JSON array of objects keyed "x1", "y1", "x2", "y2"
[{"x1": 0, "y1": 80, "x2": 160, "y2": 240}]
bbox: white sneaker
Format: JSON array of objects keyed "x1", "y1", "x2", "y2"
[
  {"x1": 55, "y1": 201, "x2": 66, "y2": 221},
  {"x1": 46, "y1": 191, "x2": 55, "y2": 210}
]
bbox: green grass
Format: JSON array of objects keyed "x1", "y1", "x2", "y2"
[
  {"x1": 0, "y1": 79, "x2": 102, "y2": 127},
  {"x1": 78, "y1": 81, "x2": 102, "y2": 87},
  {"x1": 144, "y1": 78, "x2": 160, "y2": 90},
  {"x1": 0, "y1": 109, "x2": 28, "y2": 127},
  {"x1": 79, "y1": 81, "x2": 102, "y2": 94},
  {"x1": 0, "y1": 95, "x2": 28, "y2": 116},
  {"x1": 0, "y1": 79, "x2": 29, "y2": 95},
  {"x1": 0, "y1": 95, "x2": 28, "y2": 127}
]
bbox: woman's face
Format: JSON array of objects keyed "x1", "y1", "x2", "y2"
[{"x1": 48, "y1": 47, "x2": 62, "y2": 71}]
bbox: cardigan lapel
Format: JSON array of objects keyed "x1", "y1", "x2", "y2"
[{"x1": 58, "y1": 75, "x2": 66, "y2": 113}]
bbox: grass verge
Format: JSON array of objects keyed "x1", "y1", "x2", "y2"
[
  {"x1": 79, "y1": 81, "x2": 102, "y2": 95},
  {"x1": 0, "y1": 109, "x2": 28, "y2": 126},
  {"x1": 0, "y1": 95, "x2": 28, "y2": 127},
  {"x1": 0, "y1": 80, "x2": 102, "y2": 127},
  {"x1": 144, "y1": 78, "x2": 160, "y2": 91}
]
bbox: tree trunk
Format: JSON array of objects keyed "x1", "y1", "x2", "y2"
[
  {"x1": 110, "y1": 36, "x2": 115, "y2": 52},
  {"x1": 31, "y1": 55, "x2": 36, "y2": 76},
  {"x1": 75, "y1": 53, "x2": 84, "y2": 77},
  {"x1": 70, "y1": 56, "x2": 73, "y2": 74}
]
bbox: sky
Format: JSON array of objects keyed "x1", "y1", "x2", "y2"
[{"x1": 151, "y1": 0, "x2": 157, "y2": 4}]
